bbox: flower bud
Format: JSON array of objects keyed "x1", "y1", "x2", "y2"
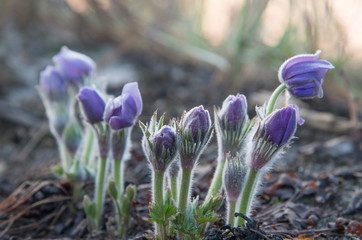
[
  {"x1": 53, "y1": 46, "x2": 96, "y2": 87},
  {"x1": 39, "y1": 66, "x2": 68, "y2": 102},
  {"x1": 248, "y1": 105, "x2": 297, "y2": 171},
  {"x1": 63, "y1": 121, "x2": 82, "y2": 155},
  {"x1": 223, "y1": 153, "x2": 245, "y2": 202},
  {"x1": 215, "y1": 94, "x2": 249, "y2": 154},
  {"x1": 179, "y1": 105, "x2": 213, "y2": 169},
  {"x1": 78, "y1": 87, "x2": 105, "y2": 124},
  {"x1": 278, "y1": 50, "x2": 334, "y2": 99},
  {"x1": 182, "y1": 105, "x2": 211, "y2": 141},
  {"x1": 104, "y1": 82, "x2": 142, "y2": 130},
  {"x1": 140, "y1": 113, "x2": 178, "y2": 173}
]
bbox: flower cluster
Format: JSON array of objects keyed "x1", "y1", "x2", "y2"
[{"x1": 38, "y1": 49, "x2": 334, "y2": 239}]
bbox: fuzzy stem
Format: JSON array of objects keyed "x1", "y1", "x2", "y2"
[
  {"x1": 114, "y1": 160, "x2": 123, "y2": 200},
  {"x1": 266, "y1": 84, "x2": 286, "y2": 115},
  {"x1": 83, "y1": 129, "x2": 94, "y2": 166},
  {"x1": 205, "y1": 159, "x2": 225, "y2": 201},
  {"x1": 154, "y1": 172, "x2": 167, "y2": 240},
  {"x1": 178, "y1": 168, "x2": 192, "y2": 214},
  {"x1": 237, "y1": 168, "x2": 258, "y2": 226},
  {"x1": 94, "y1": 156, "x2": 108, "y2": 230},
  {"x1": 170, "y1": 177, "x2": 178, "y2": 202},
  {"x1": 227, "y1": 201, "x2": 236, "y2": 226}
]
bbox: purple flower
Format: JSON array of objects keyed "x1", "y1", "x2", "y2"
[
  {"x1": 182, "y1": 105, "x2": 211, "y2": 141},
  {"x1": 40, "y1": 66, "x2": 68, "y2": 101},
  {"x1": 53, "y1": 46, "x2": 96, "y2": 86},
  {"x1": 249, "y1": 105, "x2": 297, "y2": 170},
  {"x1": 141, "y1": 114, "x2": 178, "y2": 173},
  {"x1": 223, "y1": 153, "x2": 245, "y2": 202},
  {"x1": 218, "y1": 94, "x2": 248, "y2": 130},
  {"x1": 104, "y1": 82, "x2": 142, "y2": 130},
  {"x1": 261, "y1": 105, "x2": 297, "y2": 146},
  {"x1": 278, "y1": 50, "x2": 334, "y2": 99},
  {"x1": 78, "y1": 87, "x2": 105, "y2": 123},
  {"x1": 151, "y1": 126, "x2": 177, "y2": 162}
]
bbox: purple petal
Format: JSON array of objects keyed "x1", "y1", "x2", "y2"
[
  {"x1": 78, "y1": 87, "x2": 105, "y2": 123},
  {"x1": 122, "y1": 82, "x2": 142, "y2": 117},
  {"x1": 280, "y1": 50, "x2": 321, "y2": 79},
  {"x1": 284, "y1": 60, "x2": 334, "y2": 79},
  {"x1": 108, "y1": 115, "x2": 134, "y2": 130}
]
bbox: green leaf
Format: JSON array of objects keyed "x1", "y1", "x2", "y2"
[{"x1": 108, "y1": 180, "x2": 118, "y2": 200}]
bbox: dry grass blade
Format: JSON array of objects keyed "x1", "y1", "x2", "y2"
[{"x1": 0, "y1": 195, "x2": 71, "y2": 238}]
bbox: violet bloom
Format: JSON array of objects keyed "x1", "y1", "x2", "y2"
[
  {"x1": 219, "y1": 94, "x2": 248, "y2": 130},
  {"x1": 249, "y1": 105, "x2": 297, "y2": 171},
  {"x1": 141, "y1": 117, "x2": 178, "y2": 172},
  {"x1": 40, "y1": 66, "x2": 68, "y2": 101},
  {"x1": 104, "y1": 82, "x2": 142, "y2": 130},
  {"x1": 53, "y1": 46, "x2": 96, "y2": 86},
  {"x1": 182, "y1": 105, "x2": 211, "y2": 141},
  {"x1": 78, "y1": 87, "x2": 105, "y2": 124},
  {"x1": 278, "y1": 50, "x2": 334, "y2": 99}
]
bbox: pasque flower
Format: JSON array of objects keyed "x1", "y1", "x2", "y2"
[
  {"x1": 248, "y1": 105, "x2": 297, "y2": 171},
  {"x1": 216, "y1": 93, "x2": 249, "y2": 153},
  {"x1": 182, "y1": 105, "x2": 211, "y2": 141},
  {"x1": 104, "y1": 82, "x2": 142, "y2": 130},
  {"x1": 278, "y1": 50, "x2": 334, "y2": 99},
  {"x1": 78, "y1": 87, "x2": 105, "y2": 124},
  {"x1": 40, "y1": 65, "x2": 68, "y2": 102},
  {"x1": 141, "y1": 113, "x2": 178, "y2": 173},
  {"x1": 53, "y1": 46, "x2": 96, "y2": 86},
  {"x1": 179, "y1": 105, "x2": 213, "y2": 169}
]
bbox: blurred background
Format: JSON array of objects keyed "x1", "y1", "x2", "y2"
[{"x1": 0, "y1": 0, "x2": 361, "y2": 185}]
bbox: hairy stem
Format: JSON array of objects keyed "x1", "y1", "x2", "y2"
[
  {"x1": 94, "y1": 156, "x2": 108, "y2": 230},
  {"x1": 205, "y1": 159, "x2": 225, "y2": 201},
  {"x1": 266, "y1": 83, "x2": 286, "y2": 115},
  {"x1": 178, "y1": 168, "x2": 192, "y2": 214},
  {"x1": 237, "y1": 168, "x2": 258, "y2": 226},
  {"x1": 154, "y1": 172, "x2": 167, "y2": 240},
  {"x1": 227, "y1": 201, "x2": 236, "y2": 226}
]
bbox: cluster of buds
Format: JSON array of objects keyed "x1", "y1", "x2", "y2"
[
  {"x1": 38, "y1": 47, "x2": 96, "y2": 174},
  {"x1": 38, "y1": 48, "x2": 334, "y2": 238},
  {"x1": 38, "y1": 47, "x2": 142, "y2": 236}
]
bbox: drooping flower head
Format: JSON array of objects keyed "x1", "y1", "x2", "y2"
[
  {"x1": 248, "y1": 105, "x2": 297, "y2": 171},
  {"x1": 278, "y1": 50, "x2": 335, "y2": 99},
  {"x1": 53, "y1": 46, "x2": 96, "y2": 87},
  {"x1": 78, "y1": 87, "x2": 105, "y2": 124},
  {"x1": 223, "y1": 153, "x2": 245, "y2": 202},
  {"x1": 104, "y1": 82, "x2": 143, "y2": 130},
  {"x1": 140, "y1": 112, "x2": 178, "y2": 173},
  {"x1": 215, "y1": 94, "x2": 249, "y2": 155},
  {"x1": 39, "y1": 65, "x2": 68, "y2": 102},
  {"x1": 178, "y1": 105, "x2": 213, "y2": 169}
]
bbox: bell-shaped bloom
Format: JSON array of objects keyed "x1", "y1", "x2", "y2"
[
  {"x1": 141, "y1": 113, "x2": 178, "y2": 173},
  {"x1": 261, "y1": 105, "x2": 297, "y2": 146},
  {"x1": 278, "y1": 50, "x2": 334, "y2": 99},
  {"x1": 248, "y1": 105, "x2": 297, "y2": 171},
  {"x1": 218, "y1": 94, "x2": 248, "y2": 130},
  {"x1": 53, "y1": 46, "x2": 96, "y2": 86},
  {"x1": 104, "y1": 82, "x2": 142, "y2": 130},
  {"x1": 182, "y1": 105, "x2": 211, "y2": 141},
  {"x1": 78, "y1": 87, "x2": 105, "y2": 124},
  {"x1": 223, "y1": 153, "x2": 245, "y2": 202},
  {"x1": 39, "y1": 66, "x2": 68, "y2": 101}
]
